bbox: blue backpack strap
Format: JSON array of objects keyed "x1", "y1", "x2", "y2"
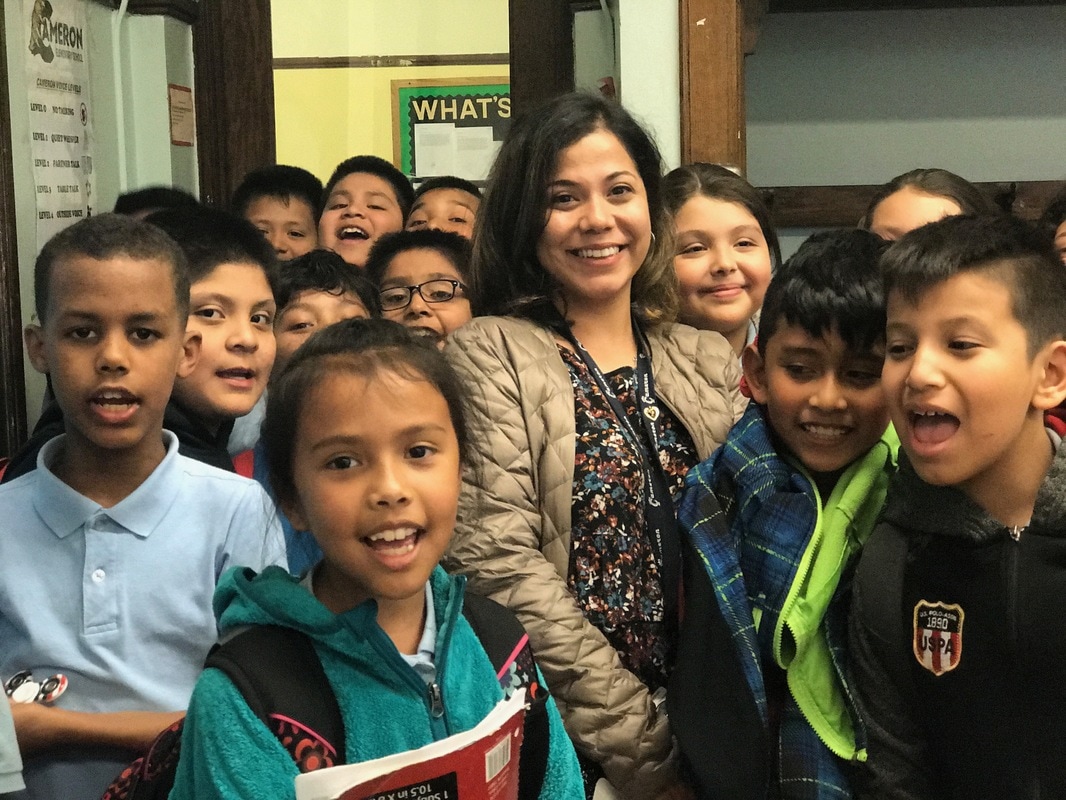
[
  {"x1": 207, "y1": 625, "x2": 345, "y2": 770},
  {"x1": 462, "y1": 592, "x2": 549, "y2": 800}
]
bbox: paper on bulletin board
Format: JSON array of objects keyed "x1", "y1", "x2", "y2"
[
  {"x1": 392, "y1": 78, "x2": 510, "y2": 183},
  {"x1": 168, "y1": 84, "x2": 195, "y2": 146},
  {"x1": 24, "y1": 0, "x2": 95, "y2": 252}
]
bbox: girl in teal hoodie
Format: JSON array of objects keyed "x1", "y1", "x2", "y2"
[{"x1": 169, "y1": 318, "x2": 583, "y2": 800}]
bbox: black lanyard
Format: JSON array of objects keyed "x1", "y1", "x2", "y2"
[{"x1": 555, "y1": 317, "x2": 681, "y2": 621}]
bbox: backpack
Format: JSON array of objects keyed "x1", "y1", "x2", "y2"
[{"x1": 101, "y1": 592, "x2": 549, "y2": 800}]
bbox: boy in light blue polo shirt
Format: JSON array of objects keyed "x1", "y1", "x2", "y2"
[{"x1": 0, "y1": 214, "x2": 284, "y2": 800}]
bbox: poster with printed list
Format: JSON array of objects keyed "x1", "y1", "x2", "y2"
[{"x1": 23, "y1": 0, "x2": 94, "y2": 252}]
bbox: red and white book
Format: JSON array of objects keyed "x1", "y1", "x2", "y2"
[{"x1": 295, "y1": 692, "x2": 527, "y2": 800}]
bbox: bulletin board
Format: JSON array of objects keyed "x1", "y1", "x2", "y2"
[{"x1": 392, "y1": 77, "x2": 510, "y2": 182}]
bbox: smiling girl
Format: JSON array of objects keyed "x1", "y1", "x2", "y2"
[
  {"x1": 169, "y1": 319, "x2": 583, "y2": 800},
  {"x1": 663, "y1": 164, "x2": 780, "y2": 358}
]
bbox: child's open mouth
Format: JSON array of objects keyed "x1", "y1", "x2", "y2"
[
  {"x1": 410, "y1": 326, "x2": 442, "y2": 344},
  {"x1": 338, "y1": 226, "x2": 369, "y2": 241},
  {"x1": 910, "y1": 410, "x2": 960, "y2": 445},
  {"x1": 363, "y1": 526, "x2": 422, "y2": 556},
  {"x1": 90, "y1": 388, "x2": 140, "y2": 422},
  {"x1": 217, "y1": 368, "x2": 256, "y2": 388}
]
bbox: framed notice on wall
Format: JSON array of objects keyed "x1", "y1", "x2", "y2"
[{"x1": 392, "y1": 78, "x2": 510, "y2": 183}]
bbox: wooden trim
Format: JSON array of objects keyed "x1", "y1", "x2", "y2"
[
  {"x1": 93, "y1": 0, "x2": 199, "y2": 24},
  {"x1": 193, "y1": 0, "x2": 276, "y2": 207},
  {"x1": 768, "y1": 1, "x2": 1062, "y2": 11},
  {"x1": 761, "y1": 180, "x2": 1065, "y2": 228},
  {"x1": 508, "y1": 0, "x2": 574, "y2": 114},
  {"x1": 680, "y1": 0, "x2": 745, "y2": 170},
  {"x1": 274, "y1": 54, "x2": 509, "y2": 70},
  {"x1": 0, "y1": 11, "x2": 29, "y2": 457}
]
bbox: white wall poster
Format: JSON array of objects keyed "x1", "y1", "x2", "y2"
[{"x1": 24, "y1": 0, "x2": 94, "y2": 252}]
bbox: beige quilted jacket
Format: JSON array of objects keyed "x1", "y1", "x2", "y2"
[{"x1": 442, "y1": 316, "x2": 744, "y2": 800}]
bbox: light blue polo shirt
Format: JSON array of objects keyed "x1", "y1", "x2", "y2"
[
  {"x1": 0, "y1": 697, "x2": 23, "y2": 794},
  {"x1": 0, "y1": 431, "x2": 285, "y2": 800}
]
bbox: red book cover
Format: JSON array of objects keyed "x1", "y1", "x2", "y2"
[{"x1": 295, "y1": 693, "x2": 526, "y2": 800}]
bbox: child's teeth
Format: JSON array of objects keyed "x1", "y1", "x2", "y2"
[{"x1": 367, "y1": 527, "x2": 417, "y2": 543}]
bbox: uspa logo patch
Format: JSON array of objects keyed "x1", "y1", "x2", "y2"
[{"x1": 913, "y1": 600, "x2": 964, "y2": 676}]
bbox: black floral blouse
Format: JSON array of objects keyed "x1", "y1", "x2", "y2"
[{"x1": 559, "y1": 345, "x2": 698, "y2": 692}]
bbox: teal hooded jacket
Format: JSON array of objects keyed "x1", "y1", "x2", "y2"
[{"x1": 169, "y1": 565, "x2": 583, "y2": 800}]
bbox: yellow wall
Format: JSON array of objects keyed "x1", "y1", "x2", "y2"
[
  {"x1": 271, "y1": 0, "x2": 510, "y2": 183},
  {"x1": 274, "y1": 64, "x2": 509, "y2": 185},
  {"x1": 270, "y1": 1, "x2": 509, "y2": 59}
]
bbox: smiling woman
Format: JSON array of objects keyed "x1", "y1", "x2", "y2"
[{"x1": 441, "y1": 92, "x2": 745, "y2": 800}]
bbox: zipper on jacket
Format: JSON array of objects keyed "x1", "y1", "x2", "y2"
[
  {"x1": 428, "y1": 682, "x2": 444, "y2": 718},
  {"x1": 362, "y1": 584, "x2": 454, "y2": 742},
  {"x1": 1005, "y1": 527, "x2": 1022, "y2": 664}
]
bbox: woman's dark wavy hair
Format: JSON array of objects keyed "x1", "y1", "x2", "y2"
[
  {"x1": 881, "y1": 214, "x2": 1066, "y2": 358},
  {"x1": 758, "y1": 229, "x2": 889, "y2": 357},
  {"x1": 470, "y1": 92, "x2": 677, "y2": 325},
  {"x1": 859, "y1": 168, "x2": 998, "y2": 229},
  {"x1": 662, "y1": 163, "x2": 782, "y2": 271},
  {"x1": 262, "y1": 318, "x2": 472, "y2": 508}
]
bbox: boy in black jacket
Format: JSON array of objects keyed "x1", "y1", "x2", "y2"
[{"x1": 850, "y1": 214, "x2": 1066, "y2": 800}]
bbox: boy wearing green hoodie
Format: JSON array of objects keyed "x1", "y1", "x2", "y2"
[{"x1": 668, "y1": 229, "x2": 898, "y2": 800}]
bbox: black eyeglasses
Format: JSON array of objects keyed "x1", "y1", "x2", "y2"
[{"x1": 379, "y1": 279, "x2": 466, "y2": 311}]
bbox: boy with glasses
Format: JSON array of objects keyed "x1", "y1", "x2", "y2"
[{"x1": 366, "y1": 229, "x2": 472, "y2": 349}]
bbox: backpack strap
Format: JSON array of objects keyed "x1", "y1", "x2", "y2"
[
  {"x1": 207, "y1": 625, "x2": 345, "y2": 769},
  {"x1": 462, "y1": 592, "x2": 549, "y2": 800}
]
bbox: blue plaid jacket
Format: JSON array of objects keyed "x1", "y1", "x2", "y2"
[{"x1": 677, "y1": 402, "x2": 898, "y2": 800}]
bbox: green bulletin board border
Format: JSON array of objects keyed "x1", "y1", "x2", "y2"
[{"x1": 392, "y1": 77, "x2": 509, "y2": 178}]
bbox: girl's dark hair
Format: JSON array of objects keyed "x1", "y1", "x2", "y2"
[
  {"x1": 262, "y1": 318, "x2": 472, "y2": 506},
  {"x1": 471, "y1": 92, "x2": 677, "y2": 325},
  {"x1": 859, "y1": 168, "x2": 998, "y2": 229},
  {"x1": 662, "y1": 163, "x2": 782, "y2": 271}
]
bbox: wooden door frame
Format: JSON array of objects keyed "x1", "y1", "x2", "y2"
[
  {"x1": 194, "y1": 0, "x2": 276, "y2": 207},
  {"x1": 0, "y1": 10, "x2": 27, "y2": 458}
]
